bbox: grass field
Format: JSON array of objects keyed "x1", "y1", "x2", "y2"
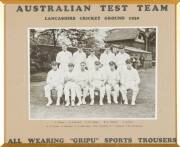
[{"x1": 30, "y1": 68, "x2": 155, "y2": 120}]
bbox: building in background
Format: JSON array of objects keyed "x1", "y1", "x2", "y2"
[
  {"x1": 104, "y1": 28, "x2": 155, "y2": 68},
  {"x1": 104, "y1": 28, "x2": 146, "y2": 50}
]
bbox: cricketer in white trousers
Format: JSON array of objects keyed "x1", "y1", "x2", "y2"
[
  {"x1": 44, "y1": 69, "x2": 64, "y2": 106},
  {"x1": 100, "y1": 51, "x2": 116, "y2": 72},
  {"x1": 64, "y1": 70, "x2": 78, "y2": 106},
  {"x1": 72, "y1": 50, "x2": 86, "y2": 72},
  {"x1": 75, "y1": 69, "x2": 89, "y2": 105},
  {"x1": 105, "y1": 69, "x2": 120, "y2": 104},
  {"x1": 89, "y1": 69, "x2": 105, "y2": 105},
  {"x1": 56, "y1": 50, "x2": 73, "y2": 72},
  {"x1": 120, "y1": 67, "x2": 140, "y2": 105}
]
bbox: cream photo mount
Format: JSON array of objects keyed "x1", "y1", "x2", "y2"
[{"x1": 176, "y1": 2, "x2": 180, "y2": 146}]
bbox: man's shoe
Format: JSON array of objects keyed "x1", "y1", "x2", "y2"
[
  {"x1": 82, "y1": 99, "x2": 86, "y2": 105},
  {"x1": 131, "y1": 101, "x2": 136, "y2": 106},
  {"x1": 65, "y1": 102, "x2": 70, "y2": 107},
  {"x1": 90, "y1": 100, "x2": 94, "y2": 106},
  {"x1": 100, "y1": 102, "x2": 104, "y2": 106},
  {"x1": 46, "y1": 100, "x2": 53, "y2": 106},
  {"x1": 76, "y1": 101, "x2": 82, "y2": 106},
  {"x1": 107, "y1": 100, "x2": 111, "y2": 104},
  {"x1": 71, "y1": 101, "x2": 75, "y2": 107},
  {"x1": 124, "y1": 101, "x2": 128, "y2": 105},
  {"x1": 56, "y1": 101, "x2": 60, "y2": 106},
  {"x1": 114, "y1": 100, "x2": 118, "y2": 104}
]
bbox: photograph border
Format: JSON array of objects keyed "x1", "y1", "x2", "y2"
[{"x1": 28, "y1": 26, "x2": 158, "y2": 121}]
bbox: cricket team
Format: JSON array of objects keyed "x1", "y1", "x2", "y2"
[{"x1": 44, "y1": 43, "x2": 140, "y2": 107}]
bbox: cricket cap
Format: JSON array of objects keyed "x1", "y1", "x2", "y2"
[
  {"x1": 109, "y1": 61, "x2": 116, "y2": 66},
  {"x1": 119, "y1": 44, "x2": 125, "y2": 49},
  {"x1": 125, "y1": 59, "x2": 132, "y2": 64},
  {"x1": 68, "y1": 62, "x2": 74, "y2": 67},
  {"x1": 94, "y1": 60, "x2": 101, "y2": 65},
  {"x1": 51, "y1": 61, "x2": 58, "y2": 66},
  {"x1": 90, "y1": 48, "x2": 95, "y2": 52}
]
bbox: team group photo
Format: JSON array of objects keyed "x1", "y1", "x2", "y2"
[{"x1": 29, "y1": 28, "x2": 156, "y2": 119}]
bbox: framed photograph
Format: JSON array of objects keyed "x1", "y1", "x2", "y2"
[
  {"x1": 1, "y1": 0, "x2": 179, "y2": 146},
  {"x1": 29, "y1": 27, "x2": 157, "y2": 120}
]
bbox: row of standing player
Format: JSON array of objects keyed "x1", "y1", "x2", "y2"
[
  {"x1": 44, "y1": 43, "x2": 140, "y2": 107},
  {"x1": 56, "y1": 43, "x2": 130, "y2": 72}
]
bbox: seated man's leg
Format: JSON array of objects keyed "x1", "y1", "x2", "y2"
[
  {"x1": 44, "y1": 85, "x2": 53, "y2": 106},
  {"x1": 56, "y1": 84, "x2": 63, "y2": 106},
  {"x1": 64, "y1": 83, "x2": 70, "y2": 106},
  {"x1": 89, "y1": 86, "x2": 95, "y2": 105},
  {"x1": 105, "y1": 84, "x2": 112, "y2": 104},
  {"x1": 112, "y1": 84, "x2": 119, "y2": 104},
  {"x1": 99, "y1": 85, "x2": 105, "y2": 106},
  {"x1": 131, "y1": 85, "x2": 139, "y2": 105},
  {"x1": 70, "y1": 83, "x2": 76, "y2": 106},
  {"x1": 76, "y1": 85, "x2": 82, "y2": 106},
  {"x1": 120, "y1": 85, "x2": 128, "y2": 104},
  {"x1": 82, "y1": 86, "x2": 89, "y2": 104}
]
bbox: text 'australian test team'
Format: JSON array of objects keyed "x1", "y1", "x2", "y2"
[
  {"x1": 16, "y1": 5, "x2": 168, "y2": 12},
  {"x1": 44, "y1": 43, "x2": 140, "y2": 107}
]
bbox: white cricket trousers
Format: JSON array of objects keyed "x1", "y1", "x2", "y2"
[
  {"x1": 105, "y1": 84, "x2": 119, "y2": 103},
  {"x1": 75, "y1": 84, "x2": 89, "y2": 103},
  {"x1": 64, "y1": 82, "x2": 76, "y2": 103},
  {"x1": 89, "y1": 81, "x2": 105, "y2": 103},
  {"x1": 44, "y1": 84, "x2": 63, "y2": 98},
  {"x1": 120, "y1": 85, "x2": 139, "y2": 103}
]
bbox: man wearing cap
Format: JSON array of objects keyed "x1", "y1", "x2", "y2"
[
  {"x1": 86, "y1": 49, "x2": 98, "y2": 71},
  {"x1": 105, "y1": 61, "x2": 120, "y2": 104},
  {"x1": 89, "y1": 61, "x2": 106, "y2": 106},
  {"x1": 64, "y1": 63, "x2": 77, "y2": 107},
  {"x1": 75, "y1": 61, "x2": 89, "y2": 105},
  {"x1": 100, "y1": 45, "x2": 116, "y2": 72},
  {"x1": 115, "y1": 45, "x2": 130, "y2": 71},
  {"x1": 44, "y1": 61, "x2": 64, "y2": 106},
  {"x1": 120, "y1": 59, "x2": 140, "y2": 105},
  {"x1": 56, "y1": 43, "x2": 72, "y2": 72},
  {"x1": 112, "y1": 44, "x2": 119, "y2": 56},
  {"x1": 72, "y1": 44, "x2": 86, "y2": 72}
]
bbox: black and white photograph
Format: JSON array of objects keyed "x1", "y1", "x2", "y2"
[{"x1": 29, "y1": 27, "x2": 156, "y2": 120}]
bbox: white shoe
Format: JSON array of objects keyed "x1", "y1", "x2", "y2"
[
  {"x1": 100, "y1": 102, "x2": 104, "y2": 106},
  {"x1": 65, "y1": 102, "x2": 70, "y2": 107},
  {"x1": 71, "y1": 101, "x2": 75, "y2": 106},
  {"x1": 56, "y1": 101, "x2": 60, "y2": 106},
  {"x1": 46, "y1": 100, "x2": 53, "y2": 106},
  {"x1": 124, "y1": 101, "x2": 128, "y2": 105},
  {"x1": 90, "y1": 100, "x2": 94, "y2": 106},
  {"x1": 82, "y1": 100, "x2": 86, "y2": 105},
  {"x1": 114, "y1": 100, "x2": 118, "y2": 104},
  {"x1": 76, "y1": 101, "x2": 82, "y2": 106},
  {"x1": 131, "y1": 102, "x2": 136, "y2": 106},
  {"x1": 107, "y1": 101, "x2": 111, "y2": 104}
]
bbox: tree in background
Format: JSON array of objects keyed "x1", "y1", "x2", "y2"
[
  {"x1": 140, "y1": 28, "x2": 156, "y2": 60},
  {"x1": 29, "y1": 28, "x2": 109, "y2": 72},
  {"x1": 37, "y1": 29, "x2": 62, "y2": 47},
  {"x1": 30, "y1": 28, "x2": 107, "y2": 49}
]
